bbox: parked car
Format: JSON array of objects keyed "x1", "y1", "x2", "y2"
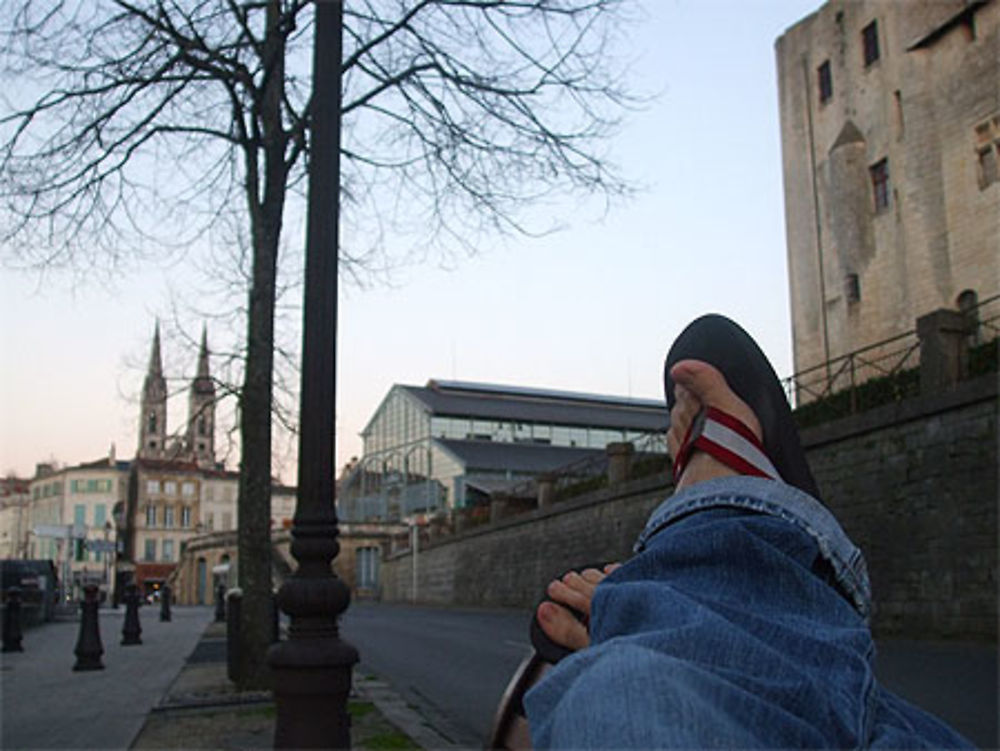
[{"x1": 1, "y1": 559, "x2": 58, "y2": 626}]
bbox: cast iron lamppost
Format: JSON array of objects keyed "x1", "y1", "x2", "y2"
[{"x1": 268, "y1": 2, "x2": 358, "y2": 747}]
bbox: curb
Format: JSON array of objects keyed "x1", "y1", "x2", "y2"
[
  {"x1": 135, "y1": 620, "x2": 463, "y2": 750},
  {"x1": 355, "y1": 678, "x2": 462, "y2": 750}
]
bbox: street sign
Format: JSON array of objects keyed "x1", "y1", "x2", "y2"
[
  {"x1": 86, "y1": 540, "x2": 117, "y2": 553},
  {"x1": 33, "y1": 524, "x2": 71, "y2": 538}
]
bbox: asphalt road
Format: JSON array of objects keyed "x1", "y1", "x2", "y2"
[
  {"x1": 342, "y1": 601, "x2": 998, "y2": 750},
  {"x1": 342, "y1": 602, "x2": 532, "y2": 747}
]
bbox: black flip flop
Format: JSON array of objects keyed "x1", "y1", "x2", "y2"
[
  {"x1": 528, "y1": 563, "x2": 608, "y2": 664},
  {"x1": 663, "y1": 314, "x2": 821, "y2": 500}
]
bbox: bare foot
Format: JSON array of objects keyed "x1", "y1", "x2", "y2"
[
  {"x1": 536, "y1": 563, "x2": 621, "y2": 653},
  {"x1": 667, "y1": 359, "x2": 765, "y2": 490}
]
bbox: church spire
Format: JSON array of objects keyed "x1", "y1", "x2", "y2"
[
  {"x1": 138, "y1": 321, "x2": 167, "y2": 459},
  {"x1": 147, "y1": 321, "x2": 163, "y2": 379},
  {"x1": 196, "y1": 326, "x2": 211, "y2": 382},
  {"x1": 187, "y1": 324, "x2": 216, "y2": 468}
]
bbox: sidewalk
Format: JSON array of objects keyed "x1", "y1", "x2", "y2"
[
  {"x1": 131, "y1": 620, "x2": 459, "y2": 750},
  {"x1": 1, "y1": 605, "x2": 457, "y2": 751}
]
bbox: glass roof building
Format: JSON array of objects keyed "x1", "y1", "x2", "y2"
[{"x1": 337, "y1": 380, "x2": 668, "y2": 522}]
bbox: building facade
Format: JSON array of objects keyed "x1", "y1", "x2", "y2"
[
  {"x1": 339, "y1": 379, "x2": 668, "y2": 522},
  {"x1": 776, "y1": 0, "x2": 999, "y2": 388},
  {"x1": 127, "y1": 458, "x2": 205, "y2": 595},
  {"x1": 0, "y1": 476, "x2": 31, "y2": 559},
  {"x1": 169, "y1": 521, "x2": 404, "y2": 606},
  {"x1": 24, "y1": 456, "x2": 128, "y2": 601}
]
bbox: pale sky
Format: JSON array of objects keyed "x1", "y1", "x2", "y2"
[{"x1": 1, "y1": 0, "x2": 821, "y2": 482}]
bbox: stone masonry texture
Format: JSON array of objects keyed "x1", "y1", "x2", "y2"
[{"x1": 775, "y1": 0, "x2": 999, "y2": 378}]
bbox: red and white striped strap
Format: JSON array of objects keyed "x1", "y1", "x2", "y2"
[{"x1": 673, "y1": 406, "x2": 779, "y2": 484}]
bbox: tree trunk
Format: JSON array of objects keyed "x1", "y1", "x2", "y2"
[
  {"x1": 236, "y1": 215, "x2": 280, "y2": 689},
  {"x1": 233, "y1": 0, "x2": 289, "y2": 692}
]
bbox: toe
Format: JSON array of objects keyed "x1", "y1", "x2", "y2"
[
  {"x1": 537, "y1": 601, "x2": 589, "y2": 651},
  {"x1": 548, "y1": 578, "x2": 594, "y2": 616},
  {"x1": 669, "y1": 359, "x2": 762, "y2": 441}
]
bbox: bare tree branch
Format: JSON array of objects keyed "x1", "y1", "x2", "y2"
[{"x1": 0, "y1": 0, "x2": 639, "y2": 689}]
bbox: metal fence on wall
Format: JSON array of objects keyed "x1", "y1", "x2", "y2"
[
  {"x1": 782, "y1": 294, "x2": 999, "y2": 414},
  {"x1": 494, "y1": 297, "x2": 999, "y2": 509},
  {"x1": 502, "y1": 431, "x2": 668, "y2": 504}
]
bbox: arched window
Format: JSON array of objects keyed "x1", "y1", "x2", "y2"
[{"x1": 148, "y1": 412, "x2": 157, "y2": 433}]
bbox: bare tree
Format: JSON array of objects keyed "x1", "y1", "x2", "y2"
[{"x1": 1, "y1": 0, "x2": 634, "y2": 688}]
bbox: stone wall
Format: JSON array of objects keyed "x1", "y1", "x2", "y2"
[
  {"x1": 806, "y1": 374, "x2": 997, "y2": 640},
  {"x1": 382, "y1": 473, "x2": 670, "y2": 608},
  {"x1": 382, "y1": 374, "x2": 997, "y2": 641}
]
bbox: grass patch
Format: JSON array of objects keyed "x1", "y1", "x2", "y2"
[
  {"x1": 239, "y1": 704, "x2": 276, "y2": 719},
  {"x1": 792, "y1": 366, "x2": 920, "y2": 428},
  {"x1": 349, "y1": 701, "x2": 376, "y2": 719},
  {"x1": 361, "y1": 731, "x2": 420, "y2": 750},
  {"x1": 552, "y1": 473, "x2": 607, "y2": 503}
]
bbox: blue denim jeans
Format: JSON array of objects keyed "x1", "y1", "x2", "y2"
[{"x1": 524, "y1": 477, "x2": 972, "y2": 749}]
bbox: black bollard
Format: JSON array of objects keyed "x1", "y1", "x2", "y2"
[
  {"x1": 121, "y1": 583, "x2": 142, "y2": 645},
  {"x1": 2, "y1": 586, "x2": 24, "y2": 653},
  {"x1": 159, "y1": 585, "x2": 172, "y2": 622},
  {"x1": 214, "y1": 582, "x2": 226, "y2": 623},
  {"x1": 73, "y1": 585, "x2": 104, "y2": 671},
  {"x1": 226, "y1": 588, "x2": 242, "y2": 683},
  {"x1": 271, "y1": 591, "x2": 280, "y2": 643}
]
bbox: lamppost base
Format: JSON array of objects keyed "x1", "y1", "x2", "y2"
[{"x1": 268, "y1": 637, "x2": 358, "y2": 749}]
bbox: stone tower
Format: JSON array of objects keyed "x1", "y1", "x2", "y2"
[
  {"x1": 775, "y1": 0, "x2": 999, "y2": 384},
  {"x1": 138, "y1": 323, "x2": 168, "y2": 459},
  {"x1": 186, "y1": 326, "x2": 216, "y2": 468}
]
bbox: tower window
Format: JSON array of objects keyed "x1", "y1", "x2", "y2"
[
  {"x1": 862, "y1": 21, "x2": 880, "y2": 67},
  {"x1": 845, "y1": 274, "x2": 861, "y2": 303},
  {"x1": 148, "y1": 412, "x2": 157, "y2": 433},
  {"x1": 870, "y1": 158, "x2": 890, "y2": 212},
  {"x1": 198, "y1": 415, "x2": 207, "y2": 436},
  {"x1": 817, "y1": 61, "x2": 833, "y2": 104},
  {"x1": 977, "y1": 145, "x2": 998, "y2": 189}
]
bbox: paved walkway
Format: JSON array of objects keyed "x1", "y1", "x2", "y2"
[
  {"x1": 1, "y1": 605, "x2": 213, "y2": 750},
  {"x1": 2, "y1": 605, "x2": 449, "y2": 751}
]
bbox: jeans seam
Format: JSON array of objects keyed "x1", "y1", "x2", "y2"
[{"x1": 859, "y1": 640, "x2": 878, "y2": 750}]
